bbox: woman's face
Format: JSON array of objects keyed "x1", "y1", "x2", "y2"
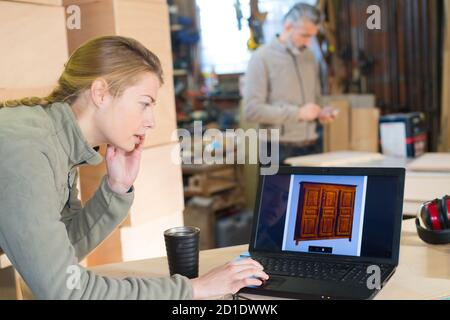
[{"x1": 97, "y1": 72, "x2": 160, "y2": 152}]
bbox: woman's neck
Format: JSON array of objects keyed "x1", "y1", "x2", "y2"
[{"x1": 70, "y1": 95, "x2": 105, "y2": 148}]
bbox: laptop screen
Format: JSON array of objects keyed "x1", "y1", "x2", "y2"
[{"x1": 253, "y1": 168, "x2": 404, "y2": 260}]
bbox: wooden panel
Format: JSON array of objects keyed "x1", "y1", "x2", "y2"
[
  {"x1": 439, "y1": 1, "x2": 450, "y2": 152},
  {"x1": 336, "y1": 189, "x2": 356, "y2": 236},
  {"x1": 86, "y1": 227, "x2": 123, "y2": 267},
  {"x1": 336, "y1": 0, "x2": 443, "y2": 151},
  {"x1": 350, "y1": 108, "x2": 380, "y2": 152},
  {"x1": 120, "y1": 211, "x2": 184, "y2": 261},
  {"x1": 404, "y1": 171, "x2": 450, "y2": 202},
  {"x1": 318, "y1": 188, "x2": 339, "y2": 237},
  {"x1": 130, "y1": 143, "x2": 184, "y2": 226},
  {"x1": 295, "y1": 182, "x2": 356, "y2": 244},
  {"x1": 0, "y1": 87, "x2": 54, "y2": 101},
  {"x1": 114, "y1": 0, "x2": 177, "y2": 148},
  {"x1": 285, "y1": 151, "x2": 384, "y2": 167},
  {"x1": 78, "y1": 145, "x2": 130, "y2": 266},
  {"x1": 8, "y1": 0, "x2": 64, "y2": 5},
  {"x1": 0, "y1": 266, "x2": 22, "y2": 300},
  {"x1": 322, "y1": 99, "x2": 350, "y2": 152},
  {"x1": 0, "y1": 1, "x2": 68, "y2": 88},
  {"x1": 65, "y1": 0, "x2": 116, "y2": 54},
  {"x1": 79, "y1": 143, "x2": 185, "y2": 265},
  {"x1": 65, "y1": 0, "x2": 177, "y2": 148},
  {"x1": 296, "y1": 185, "x2": 321, "y2": 239},
  {"x1": 408, "y1": 153, "x2": 450, "y2": 172}
]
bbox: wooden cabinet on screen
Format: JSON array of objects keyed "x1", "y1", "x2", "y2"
[{"x1": 294, "y1": 182, "x2": 356, "y2": 244}]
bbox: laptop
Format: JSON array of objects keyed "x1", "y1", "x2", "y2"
[{"x1": 239, "y1": 166, "x2": 405, "y2": 300}]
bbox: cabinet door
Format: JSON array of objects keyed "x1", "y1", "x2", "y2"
[
  {"x1": 336, "y1": 188, "x2": 356, "y2": 237},
  {"x1": 296, "y1": 184, "x2": 322, "y2": 240},
  {"x1": 318, "y1": 187, "x2": 340, "y2": 237}
]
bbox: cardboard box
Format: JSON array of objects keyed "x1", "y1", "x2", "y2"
[
  {"x1": 0, "y1": 87, "x2": 54, "y2": 102},
  {"x1": 323, "y1": 99, "x2": 350, "y2": 152},
  {"x1": 65, "y1": 0, "x2": 177, "y2": 148},
  {"x1": 80, "y1": 143, "x2": 185, "y2": 265},
  {"x1": 86, "y1": 227, "x2": 123, "y2": 266},
  {"x1": 351, "y1": 108, "x2": 380, "y2": 152},
  {"x1": 0, "y1": 1, "x2": 68, "y2": 88},
  {"x1": 0, "y1": 266, "x2": 22, "y2": 300},
  {"x1": 79, "y1": 143, "x2": 184, "y2": 228},
  {"x1": 321, "y1": 94, "x2": 376, "y2": 109},
  {"x1": 120, "y1": 211, "x2": 184, "y2": 261},
  {"x1": 8, "y1": 0, "x2": 64, "y2": 5},
  {"x1": 321, "y1": 95, "x2": 380, "y2": 153},
  {"x1": 130, "y1": 143, "x2": 185, "y2": 226}
]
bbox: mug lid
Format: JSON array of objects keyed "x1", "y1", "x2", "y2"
[{"x1": 164, "y1": 226, "x2": 200, "y2": 237}]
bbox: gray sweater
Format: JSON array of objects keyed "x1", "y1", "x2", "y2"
[
  {"x1": 243, "y1": 37, "x2": 321, "y2": 144},
  {"x1": 0, "y1": 102, "x2": 193, "y2": 299}
]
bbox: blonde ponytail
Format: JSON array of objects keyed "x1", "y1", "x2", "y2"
[{"x1": 0, "y1": 35, "x2": 163, "y2": 109}]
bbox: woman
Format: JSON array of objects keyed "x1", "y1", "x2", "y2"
[{"x1": 0, "y1": 36, "x2": 268, "y2": 300}]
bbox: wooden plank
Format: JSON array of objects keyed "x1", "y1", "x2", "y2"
[
  {"x1": 407, "y1": 153, "x2": 450, "y2": 172},
  {"x1": 439, "y1": 0, "x2": 450, "y2": 152},
  {"x1": 120, "y1": 211, "x2": 184, "y2": 261},
  {"x1": 0, "y1": 87, "x2": 53, "y2": 101},
  {"x1": 285, "y1": 151, "x2": 385, "y2": 167},
  {"x1": 350, "y1": 108, "x2": 380, "y2": 152},
  {"x1": 65, "y1": 0, "x2": 177, "y2": 148},
  {"x1": 6, "y1": 0, "x2": 64, "y2": 6},
  {"x1": 86, "y1": 227, "x2": 123, "y2": 266},
  {"x1": 322, "y1": 99, "x2": 350, "y2": 152},
  {"x1": 129, "y1": 143, "x2": 184, "y2": 226},
  {"x1": 114, "y1": 0, "x2": 177, "y2": 149},
  {"x1": 65, "y1": 0, "x2": 116, "y2": 54},
  {"x1": 0, "y1": 1, "x2": 68, "y2": 88}
]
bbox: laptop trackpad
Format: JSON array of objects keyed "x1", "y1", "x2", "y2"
[{"x1": 263, "y1": 276, "x2": 286, "y2": 289}]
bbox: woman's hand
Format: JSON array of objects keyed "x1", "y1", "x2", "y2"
[
  {"x1": 105, "y1": 135, "x2": 145, "y2": 195},
  {"x1": 190, "y1": 258, "x2": 269, "y2": 300}
]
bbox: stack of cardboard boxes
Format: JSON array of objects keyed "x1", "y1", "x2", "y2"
[
  {"x1": 321, "y1": 94, "x2": 380, "y2": 153},
  {"x1": 1, "y1": 0, "x2": 185, "y2": 266},
  {"x1": 0, "y1": 0, "x2": 68, "y2": 98}
]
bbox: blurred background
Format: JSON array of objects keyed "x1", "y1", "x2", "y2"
[{"x1": 1, "y1": 0, "x2": 449, "y2": 268}]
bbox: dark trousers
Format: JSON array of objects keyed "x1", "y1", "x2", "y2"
[
  {"x1": 263, "y1": 123, "x2": 324, "y2": 165},
  {"x1": 279, "y1": 142, "x2": 322, "y2": 164}
]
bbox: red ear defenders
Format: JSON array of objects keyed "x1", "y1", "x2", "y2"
[{"x1": 416, "y1": 195, "x2": 450, "y2": 245}]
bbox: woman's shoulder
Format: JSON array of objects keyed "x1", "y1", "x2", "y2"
[
  {"x1": 0, "y1": 105, "x2": 54, "y2": 145},
  {"x1": 0, "y1": 105, "x2": 57, "y2": 169}
]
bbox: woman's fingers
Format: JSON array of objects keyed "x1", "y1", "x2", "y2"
[
  {"x1": 241, "y1": 277, "x2": 264, "y2": 288},
  {"x1": 236, "y1": 268, "x2": 269, "y2": 281},
  {"x1": 226, "y1": 263, "x2": 263, "y2": 275},
  {"x1": 231, "y1": 258, "x2": 264, "y2": 269}
]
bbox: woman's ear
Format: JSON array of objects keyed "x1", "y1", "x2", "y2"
[{"x1": 90, "y1": 78, "x2": 110, "y2": 108}]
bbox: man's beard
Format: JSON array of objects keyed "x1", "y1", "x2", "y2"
[{"x1": 286, "y1": 37, "x2": 307, "y2": 55}]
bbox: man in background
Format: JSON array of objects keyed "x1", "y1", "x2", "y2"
[{"x1": 244, "y1": 3, "x2": 336, "y2": 163}]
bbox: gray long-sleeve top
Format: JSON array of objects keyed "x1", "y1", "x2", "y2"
[
  {"x1": 243, "y1": 37, "x2": 321, "y2": 144},
  {"x1": 0, "y1": 102, "x2": 193, "y2": 299}
]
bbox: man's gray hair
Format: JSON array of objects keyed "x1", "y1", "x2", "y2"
[{"x1": 283, "y1": 3, "x2": 323, "y2": 25}]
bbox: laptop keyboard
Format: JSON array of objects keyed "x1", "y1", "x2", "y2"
[{"x1": 254, "y1": 256, "x2": 391, "y2": 285}]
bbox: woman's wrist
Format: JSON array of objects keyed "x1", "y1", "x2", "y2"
[
  {"x1": 106, "y1": 176, "x2": 131, "y2": 195},
  {"x1": 190, "y1": 278, "x2": 202, "y2": 300}
]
